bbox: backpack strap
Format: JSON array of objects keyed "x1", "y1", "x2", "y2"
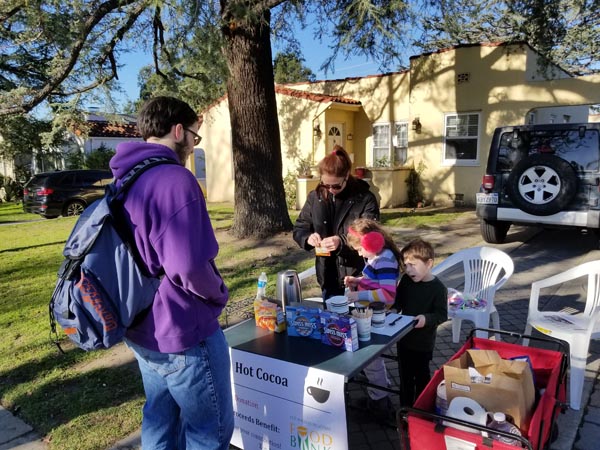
[
  {"x1": 110, "y1": 157, "x2": 178, "y2": 278},
  {"x1": 113, "y1": 156, "x2": 179, "y2": 200}
]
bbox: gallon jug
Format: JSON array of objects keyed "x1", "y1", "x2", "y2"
[{"x1": 276, "y1": 270, "x2": 302, "y2": 314}]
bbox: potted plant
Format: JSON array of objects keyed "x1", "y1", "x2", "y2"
[{"x1": 296, "y1": 157, "x2": 313, "y2": 179}]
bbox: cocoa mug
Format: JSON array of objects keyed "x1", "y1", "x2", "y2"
[{"x1": 306, "y1": 385, "x2": 330, "y2": 403}]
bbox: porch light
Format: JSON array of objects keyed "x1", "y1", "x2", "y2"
[
  {"x1": 412, "y1": 117, "x2": 422, "y2": 133},
  {"x1": 313, "y1": 123, "x2": 322, "y2": 138},
  {"x1": 347, "y1": 133, "x2": 353, "y2": 140}
]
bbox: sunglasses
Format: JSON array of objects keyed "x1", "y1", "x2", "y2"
[
  {"x1": 184, "y1": 128, "x2": 202, "y2": 146},
  {"x1": 320, "y1": 178, "x2": 347, "y2": 190}
]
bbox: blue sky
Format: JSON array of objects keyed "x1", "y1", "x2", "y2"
[{"x1": 115, "y1": 25, "x2": 383, "y2": 108}]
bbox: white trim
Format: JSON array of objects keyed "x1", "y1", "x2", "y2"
[
  {"x1": 442, "y1": 112, "x2": 481, "y2": 166},
  {"x1": 497, "y1": 208, "x2": 592, "y2": 227}
]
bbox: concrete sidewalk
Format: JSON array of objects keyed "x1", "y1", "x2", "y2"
[{"x1": 2, "y1": 214, "x2": 599, "y2": 450}]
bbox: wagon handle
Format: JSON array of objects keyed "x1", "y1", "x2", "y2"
[
  {"x1": 398, "y1": 406, "x2": 534, "y2": 450},
  {"x1": 469, "y1": 327, "x2": 569, "y2": 357}
]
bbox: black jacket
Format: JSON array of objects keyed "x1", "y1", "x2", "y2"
[{"x1": 293, "y1": 177, "x2": 379, "y2": 292}]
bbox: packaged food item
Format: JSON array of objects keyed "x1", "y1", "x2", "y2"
[
  {"x1": 320, "y1": 310, "x2": 359, "y2": 352},
  {"x1": 254, "y1": 298, "x2": 286, "y2": 333},
  {"x1": 315, "y1": 246, "x2": 331, "y2": 256},
  {"x1": 285, "y1": 306, "x2": 322, "y2": 339}
]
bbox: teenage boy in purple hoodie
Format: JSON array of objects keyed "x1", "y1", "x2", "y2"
[{"x1": 110, "y1": 96, "x2": 233, "y2": 450}]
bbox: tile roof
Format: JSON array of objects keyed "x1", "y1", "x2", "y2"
[
  {"x1": 87, "y1": 121, "x2": 141, "y2": 138},
  {"x1": 275, "y1": 85, "x2": 361, "y2": 105}
]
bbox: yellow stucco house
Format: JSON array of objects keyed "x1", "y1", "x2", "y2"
[{"x1": 199, "y1": 42, "x2": 600, "y2": 209}]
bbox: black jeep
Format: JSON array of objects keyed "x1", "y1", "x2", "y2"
[{"x1": 476, "y1": 123, "x2": 600, "y2": 243}]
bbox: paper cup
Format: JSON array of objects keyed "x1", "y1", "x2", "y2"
[{"x1": 355, "y1": 316, "x2": 372, "y2": 341}]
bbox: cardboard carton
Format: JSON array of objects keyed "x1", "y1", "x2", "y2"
[
  {"x1": 285, "y1": 306, "x2": 322, "y2": 339},
  {"x1": 443, "y1": 349, "x2": 535, "y2": 429},
  {"x1": 320, "y1": 311, "x2": 359, "y2": 352}
]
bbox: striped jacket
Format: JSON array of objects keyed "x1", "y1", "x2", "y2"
[{"x1": 356, "y1": 248, "x2": 399, "y2": 307}]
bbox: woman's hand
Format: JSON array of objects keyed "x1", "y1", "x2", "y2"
[
  {"x1": 307, "y1": 233, "x2": 322, "y2": 247},
  {"x1": 320, "y1": 235, "x2": 341, "y2": 251}
]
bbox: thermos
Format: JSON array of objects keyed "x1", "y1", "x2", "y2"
[{"x1": 276, "y1": 270, "x2": 302, "y2": 314}]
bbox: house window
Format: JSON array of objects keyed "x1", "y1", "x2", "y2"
[
  {"x1": 443, "y1": 113, "x2": 480, "y2": 165},
  {"x1": 372, "y1": 122, "x2": 408, "y2": 167}
]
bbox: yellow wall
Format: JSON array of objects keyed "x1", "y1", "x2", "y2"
[{"x1": 202, "y1": 43, "x2": 600, "y2": 207}]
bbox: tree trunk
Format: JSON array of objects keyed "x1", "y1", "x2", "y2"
[{"x1": 222, "y1": 6, "x2": 293, "y2": 239}]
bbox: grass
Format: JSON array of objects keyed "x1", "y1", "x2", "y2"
[{"x1": 0, "y1": 202, "x2": 471, "y2": 449}]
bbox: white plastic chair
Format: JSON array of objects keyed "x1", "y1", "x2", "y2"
[
  {"x1": 523, "y1": 260, "x2": 600, "y2": 411},
  {"x1": 432, "y1": 246, "x2": 514, "y2": 343}
]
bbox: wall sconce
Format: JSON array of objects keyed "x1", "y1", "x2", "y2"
[
  {"x1": 313, "y1": 123, "x2": 322, "y2": 138},
  {"x1": 412, "y1": 117, "x2": 422, "y2": 133},
  {"x1": 347, "y1": 133, "x2": 353, "y2": 141}
]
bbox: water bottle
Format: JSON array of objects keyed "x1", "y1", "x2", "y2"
[
  {"x1": 257, "y1": 272, "x2": 268, "y2": 299},
  {"x1": 488, "y1": 412, "x2": 521, "y2": 445}
]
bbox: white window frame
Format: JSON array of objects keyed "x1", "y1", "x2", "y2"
[
  {"x1": 443, "y1": 112, "x2": 480, "y2": 167},
  {"x1": 371, "y1": 121, "x2": 408, "y2": 168}
]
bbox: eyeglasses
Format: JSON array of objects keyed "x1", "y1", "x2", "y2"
[
  {"x1": 184, "y1": 128, "x2": 202, "y2": 146},
  {"x1": 320, "y1": 178, "x2": 347, "y2": 190}
]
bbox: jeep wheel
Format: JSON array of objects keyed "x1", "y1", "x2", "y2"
[
  {"x1": 507, "y1": 153, "x2": 577, "y2": 216},
  {"x1": 64, "y1": 200, "x2": 86, "y2": 216},
  {"x1": 480, "y1": 219, "x2": 511, "y2": 244}
]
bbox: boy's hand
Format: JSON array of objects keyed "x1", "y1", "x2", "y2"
[{"x1": 414, "y1": 314, "x2": 426, "y2": 328}]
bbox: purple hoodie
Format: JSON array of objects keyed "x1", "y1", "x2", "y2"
[{"x1": 110, "y1": 141, "x2": 228, "y2": 353}]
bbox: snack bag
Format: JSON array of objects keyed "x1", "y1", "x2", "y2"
[{"x1": 254, "y1": 298, "x2": 286, "y2": 333}]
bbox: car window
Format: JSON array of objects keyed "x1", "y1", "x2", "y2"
[
  {"x1": 496, "y1": 129, "x2": 600, "y2": 172},
  {"x1": 79, "y1": 172, "x2": 110, "y2": 186}
]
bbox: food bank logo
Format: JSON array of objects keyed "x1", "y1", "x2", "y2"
[
  {"x1": 289, "y1": 423, "x2": 334, "y2": 450},
  {"x1": 76, "y1": 276, "x2": 118, "y2": 331}
]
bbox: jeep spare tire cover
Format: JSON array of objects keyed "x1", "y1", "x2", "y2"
[{"x1": 507, "y1": 153, "x2": 578, "y2": 216}]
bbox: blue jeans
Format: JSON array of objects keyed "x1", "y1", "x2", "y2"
[{"x1": 126, "y1": 329, "x2": 234, "y2": 450}]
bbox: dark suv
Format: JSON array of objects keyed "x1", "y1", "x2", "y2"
[
  {"x1": 23, "y1": 169, "x2": 113, "y2": 218},
  {"x1": 476, "y1": 123, "x2": 600, "y2": 243}
]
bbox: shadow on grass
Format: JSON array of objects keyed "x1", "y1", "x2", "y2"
[{"x1": 0, "y1": 345, "x2": 142, "y2": 436}]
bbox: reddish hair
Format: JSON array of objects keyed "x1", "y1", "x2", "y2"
[{"x1": 318, "y1": 145, "x2": 352, "y2": 178}]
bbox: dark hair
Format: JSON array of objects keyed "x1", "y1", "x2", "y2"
[
  {"x1": 318, "y1": 145, "x2": 353, "y2": 178},
  {"x1": 400, "y1": 238, "x2": 435, "y2": 267},
  {"x1": 137, "y1": 96, "x2": 199, "y2": 140}
]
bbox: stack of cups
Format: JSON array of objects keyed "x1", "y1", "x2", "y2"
[
  {"x1": 351, "y1": 307, "x2": 373, "y2": 342},
  {"x1": 370, "y1": 302, "x2": 386, "y2": 328}
]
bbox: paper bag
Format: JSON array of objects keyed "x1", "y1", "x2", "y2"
[{"x1": 443, "y1": 349, "x2": 535, "y2": 429}]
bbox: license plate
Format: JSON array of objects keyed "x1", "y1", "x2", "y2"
[{"x1": 476, "y1": 193, "x2": 498, "y2": 205}]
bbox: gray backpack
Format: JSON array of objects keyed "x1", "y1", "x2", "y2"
[{"x1": 49, "y1": 157, "x2": 176, "y2": 351}]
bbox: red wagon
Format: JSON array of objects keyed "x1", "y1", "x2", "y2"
[{"x1": 398, "y1": 329, "x2": 568, "y2": 450}]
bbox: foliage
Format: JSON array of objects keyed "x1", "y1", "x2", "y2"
[
  {"x1": 283, "y1": 171, "x2": 297, "y2": 209},
  {"x1": 374, "y1": 155, "x2": 390, "y2": 168},
  {"x1": 85, "y1": 144, "x2": 115, "y2": 170},
  {"x1": 295, "y1": 156, "x2": 313, "y2": 177},
  {"x1": 417, "y1": 0, "x2": 600, "y2": 76},
  {"x1": 274, "y1": 50, "x2": 316, "y2": 83},
  {"x1": 405, "y1": 160, "x2": 426, "y2": 207}
]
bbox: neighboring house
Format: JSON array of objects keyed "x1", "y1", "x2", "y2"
[{"x1": 200, "y1": 41, "x2": 600, "y2": 208}]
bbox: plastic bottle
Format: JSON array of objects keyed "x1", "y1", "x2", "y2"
[
  {"x1": 488, "y1": 412, "x2": 521, "y2": 445},
  {"x1": 257, "y1": 272, "x2": 268, "y2": 299}
]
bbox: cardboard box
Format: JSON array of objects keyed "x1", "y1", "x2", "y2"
[
  {"x1": 254, "y1": 298, "x2": 286, "y2": 333},
  {"x1": 443, "y1": 349, "x2": 535, "y2": 429},
  {"x1": 320, "y1": 311, "x2": 359, "y2": 352},
  {"x1": 285, "y1": 306, "x2": 322, "y2": 339}
]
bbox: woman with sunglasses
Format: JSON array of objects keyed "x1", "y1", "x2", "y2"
[{"x1": 293, "y1": 145, "x2": 380, "y2": 301}]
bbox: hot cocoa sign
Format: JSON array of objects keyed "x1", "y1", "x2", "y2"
[{"x1": 229, "y1": 349, "x2": 348, "y2": 450}]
